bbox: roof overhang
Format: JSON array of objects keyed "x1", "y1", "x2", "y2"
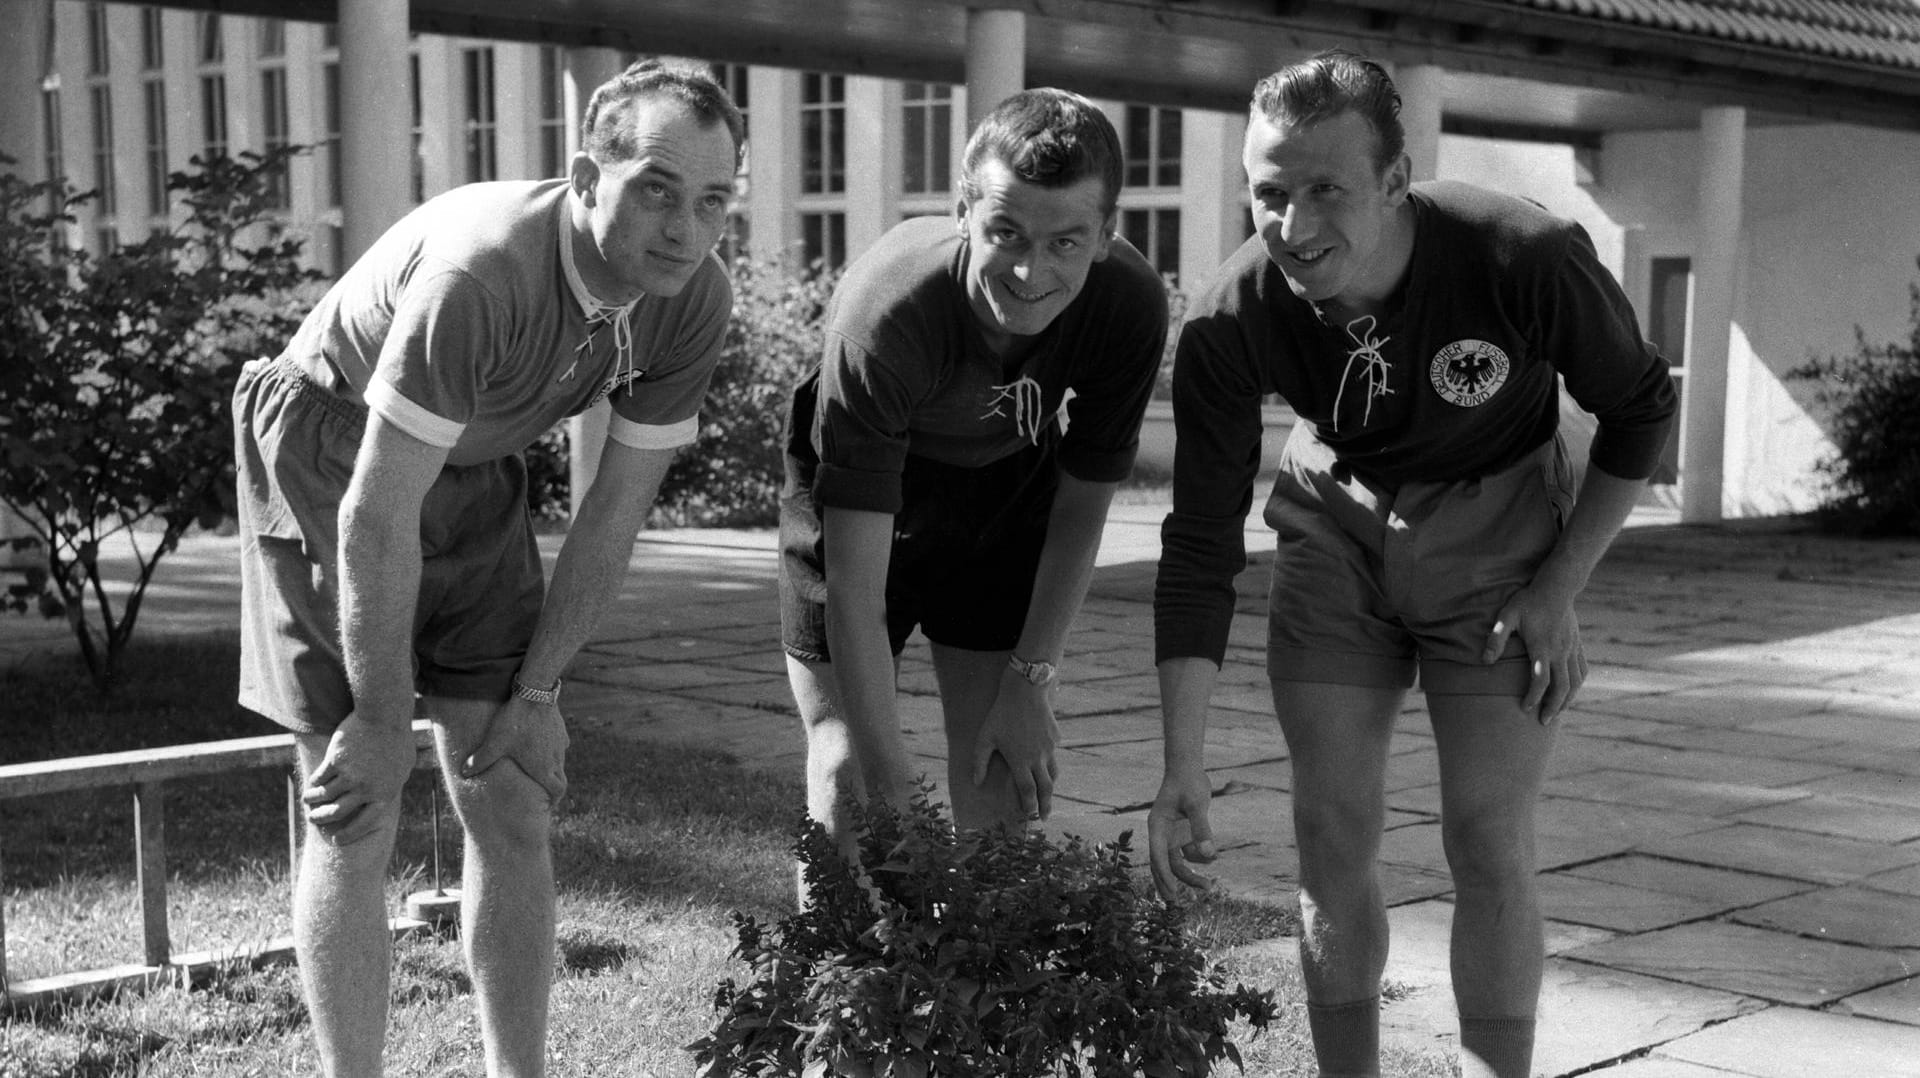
[{"x1": 190, "y1": 0, "x2": 1920, "y2": 135}]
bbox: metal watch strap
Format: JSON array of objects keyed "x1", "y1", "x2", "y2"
[
  {"x1": 1008, "y1": 654, "x2": 1058, "y2": 686},
  {"x1": 511, "y1": 673, "x2": 561, "y2": 706}
]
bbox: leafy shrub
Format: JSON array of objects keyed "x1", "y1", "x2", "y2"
[
  {"x1": 689, "y1": 791, "x2": 1277, "y2": 1077},
  {"x1": 522, "y1": 255, "x2": 833, "y2": 528},
  {"x1": 1789, "y1": 258, "x2": 1920, "y2": 536},
  {"x1": 0, "y1": 150, "x2": 323, "y2": 688}
]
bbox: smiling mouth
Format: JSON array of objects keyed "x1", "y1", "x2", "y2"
[
  {"x1": 1002, "y1": 281, "x2": 1053, "y2": 303},
  {"x1": 1288, "y1": 247, "x2": 1333, "y2": 266}
]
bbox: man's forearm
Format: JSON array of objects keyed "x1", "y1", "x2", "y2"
[
  {"x1": 338, "y1": 501, "x2": 426, "y2": 731},
  {"x1": 515, "y1": 443, "x2": 671, "y2": 689},
  {"x1": 1530, "y1": 463, "x2": 1646, "y2": 607},
  {"x1": 1157, "y1": 656, "x2": 1219, "y2": 773},
  {"x1": 1012, "y1": 475, "x2": 1118, "y2": 663}
]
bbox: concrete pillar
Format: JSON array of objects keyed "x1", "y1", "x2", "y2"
[
  {"x1": 747, "y1": 66, "x2": 799, "y2": 262},
  {"x1": 0, "y1": 0, "x2": 50, "y2": 172},
  {"x1": 1395, "y1": 64, "x2": 1443, "y2": 182},
  {"x1": 563, "y1": 48, "x2": 623, "y2": 519},
  {"x1": 844, "y1": 75, "x2": 895, "y2": 259},
  {"x1": 338, "y1": 0, "x2": 411, "y2": 261},
  {"x1": 1178, "y1": 108, "x2": 1247, "y2": 296},
  {"x1": 1679, "y1": 106, "x2": 1744, "y2": 524},
  {"x1": 965, "y1": 9, "x2": 1026, "y2": 127}
]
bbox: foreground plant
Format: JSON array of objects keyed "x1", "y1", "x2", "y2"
[
  {"x1": 0, "y1": 149, "x2": 323, "y2": 688},
  {"x1": 690, "y1": 792, "x2": 1278, "y2": 1077}
]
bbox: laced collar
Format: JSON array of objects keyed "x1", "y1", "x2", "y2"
[
  {"x1": 557, "y1": 216, "x2": 643, "y2": 388},
  {"x1": 1330, "y1": 313, "x2": 1394, "y2": 432}
]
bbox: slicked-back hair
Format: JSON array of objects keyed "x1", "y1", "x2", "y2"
[
  {"x1": 582, "y1": 58, "x2": 746, "y2": 170},
  {"x1": 1250, "y1": 48, "x2": 1405, "y2": 174},
  {"x1": 959, "y1": 88, "x2": 1124, "y2": 216}
]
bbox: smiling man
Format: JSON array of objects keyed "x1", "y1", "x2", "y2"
[
  {"x1": 778, "y1": 88, "x2": 1166, "y2": 866},
  {"x1": 1146, "y1": 51, "x2": 1675, "y2": 1078},
  {"x1": 232, "y1": 60, "x2": 741, "y2": 1077}
]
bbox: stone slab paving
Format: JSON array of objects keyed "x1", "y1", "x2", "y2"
[{"x1": 9, "y1": 514, "x2": 1920, "y2": 1077}]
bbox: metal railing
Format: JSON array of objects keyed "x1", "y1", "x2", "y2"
[{"x1": 0, "y1": 721, "x2": 439, "y2": 1013}]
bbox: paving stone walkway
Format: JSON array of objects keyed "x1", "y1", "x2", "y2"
[{"x1": 6, "y1": 504, "x2": 1918, "y2": 1076}]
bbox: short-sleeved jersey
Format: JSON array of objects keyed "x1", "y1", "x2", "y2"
[
  {"x1": 1155, "y1": 180, "x2": 1677, "y2": 665},
  {"x1": 282, "y1": 179, "x2": 731, "y2": 466},
  {"x1": 806, "y1": 215, "x2": 1169, "y2": 515}
]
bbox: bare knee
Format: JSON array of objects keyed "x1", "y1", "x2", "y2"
[
  {"x1": 1293, "y1": 794, "x2": 1384, "y2": 879},
  {"x1": 1441, "y1": 810, "x2": 1535, "y2": 893},
  {"x1": 448, "y1": 766, "x2": 552, "y2": 857}
]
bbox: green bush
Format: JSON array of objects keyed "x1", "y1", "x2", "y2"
[
  {"x1": 0, "y1": 150, "x2": 323, "y2": 688},
  {"x1": 689, "y1": 791, "x2": 1277, "y2": 1077},
  {"x1": 1790, "y1": 258, "x2": 1920, "y2": 536},
  {"x1": 523, "y1": 255, "x2": 833, "y2": 527}
]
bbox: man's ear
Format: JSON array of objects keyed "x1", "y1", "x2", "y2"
[
  {"x1": 569, "y1": 152, "x2": 600, "y2": 206},
  {"x1": 953, "y1": 194, "x2": 972, "y2": 236},
  {"x1": 1383, "y1": 151, "x2": 1412, "y2": 205},
  {"x1": 1094, "y1": 211, "x2": 1117, "y2": 261}
]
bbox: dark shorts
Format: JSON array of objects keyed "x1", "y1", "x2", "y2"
[
  {"x1": 778, "y1": 383, "x2": 1059, "y2": 661},
  {"x1": 1262, "y1": 423, "x2": 1577, "y2": 696},
  {"x1": 233, "y1": 356, "x2": 545, "y2": 734}
]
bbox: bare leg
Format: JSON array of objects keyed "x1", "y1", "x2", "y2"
[
  {"x1": 1272, "y1": 679, "x2": 1405, "y2": 1078},
  {"x1": 928, "y1": 644, "x2": 1028, "y2": 833},
  {"x1": 1429, "y1": 692, "x2": 1557, "y2": 1078},
  {"x1": 429, "y1": 696, "x2": 556, "y2": 1078},
  {"x1": 293, "y1": 732, "x2": 402, "y2": 1078},
  {"x1": 786, "y1": 654, "x2": 913, "y2": 902}
]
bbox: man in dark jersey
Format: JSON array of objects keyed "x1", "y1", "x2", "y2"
[
  {"x1": 780, "y1": 89, "x2": 1166, "y2": 855},
  {"x1": 233, "y1": 62, "x2": 741, "y2": 1077},
  {"x1": 1145, "y1": 52, "x2": 1676, "y2": 1078}
]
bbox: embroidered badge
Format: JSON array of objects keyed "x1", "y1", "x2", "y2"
[
  {"x1": 982, "y1": 375, "x2": 1050, "y2": 444},
  {"x1": 1429, "y1": 339, "x2": 1510, "y2": 408}
]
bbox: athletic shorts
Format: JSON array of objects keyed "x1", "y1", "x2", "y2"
[
  {"x1": 233, "y1": 355, "x2": 545, "y2": 734},
  {"x1": 778, "y1": 381, "x2": 1058, "y2": 662},
  {"x1": 1261, "y1": 423, "x2": 1578, "y2": 696}
]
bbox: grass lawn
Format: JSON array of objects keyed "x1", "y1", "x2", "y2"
[{"x1": 2, "y1": 633, "x2": 1455, "y2": 1077}]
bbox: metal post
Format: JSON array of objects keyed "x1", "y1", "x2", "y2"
[{"x1": 133, "y1": 782, "x2": 171, "y2": 969}]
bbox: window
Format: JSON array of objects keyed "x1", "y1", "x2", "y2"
[
  {"x1": 198, "y1": 15, "x2": 227, "y2": 160},
  {"x1": 1646, "y1": 256, "x2": 1692, "y2": 485},
  {"x1": 800, "y1": 211, "x2": 845, "y2": 273},
  {"x1": 90, "y1": 82, "x2": 117, "y2": 248},
  {"x1": 321, "y1": 62, "x2": 342, "y2": 208},
  {"x1": 87, "y1": 3, "x2": 110, "y2": 76},
  {"x1": 143, "y1": 81, "x2": 169, "y2": 218},
  {"x1": 463, "y1": 47, "x2": 498, "y2": 183},
  {"x1": 1122, "y1": 208, "x2": 1181, "y2": 278},
  {"x1": 410, "y1": 53, "x2": 425, "y2": 203},
  {"x1": 800, "y1": 73, "x2": 845, "y2": 195},
  {"x1": 901, "y1": 82, "x2": 953, "y2": 196},
  {"x1": 41, "y1": 82, "x2": 64, "y2": 207},
  {"x1": 710, "y1": 62, "x2": 749, "y2": 138},
  {"x1": 538, "y1": 47, "x2": 567, "y2": 178},
  {"x1": 261, "y1": 66, "x2": 290, "y2": 207},
  {"x1": 141, "y1": 8, "x2": 164, "y2": 70},
  {"x1": 1124, "y1": 106, "x2": 1181, "y2": 188},
  {"x1": 258, "y1": 18, "x2": 285, "y2": 59}
]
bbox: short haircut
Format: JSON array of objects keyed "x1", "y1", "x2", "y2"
[
  {"x1": 959, "y1": 88, "x2": 1124, "y2": 216},
  {"x1": 582, "y1": 59, "x2": 746, "y2": 170},
  {"x1": 1250, "y1": 48, "x2": 1405, "y2": 174}
]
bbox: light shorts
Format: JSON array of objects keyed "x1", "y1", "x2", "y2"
[
  {"x1": 778, "y1": 375, "x2": 1058, "y2": 661},
  {"x1": 1262, "y1": 423, "x2": 1578, "y2": 697},
  {"x1": 233, "y1": 355, "x2": 545, "y2": 734}
]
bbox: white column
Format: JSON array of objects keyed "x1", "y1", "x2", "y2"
[
  {"x1": 1395, "y1": 64, "x2": 1443, "y2": 182},
  {"x1": 1178, "y1": 108, "x2": 1247, "y2": 296},
  {"x1": 563, "y1": 48, "x2": 624, "y2": 519},
  {"x1": 844, "y1": 75, "x2": 896, "y2": 259},
  {"x1": 965, "y1": 9, "x2": 1026, "y2": 127},
  {"x1": 338, "y1": 0, "x2": 411, "y2": 261},
  {"x1": 748, "y1": 66, "x2": 799, "y2": 262},
  {"x1": 1679, "y1": 106, "x2": 1745, "y2": 524}
]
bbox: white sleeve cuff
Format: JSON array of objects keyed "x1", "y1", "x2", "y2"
[
  {"x1": 608, "y1": 412, "x2": 698, "y2": 450},
  {"x1": 364, "y1": 379, "x2": 464, "y2": 449}
]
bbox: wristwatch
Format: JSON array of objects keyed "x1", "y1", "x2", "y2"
[
  {"x1": 1008, "y1": 654, "x2": 1059, "y2": 686},
  {"x1": 511, "y1": 673, "x2": 562, "y2": 706}
]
